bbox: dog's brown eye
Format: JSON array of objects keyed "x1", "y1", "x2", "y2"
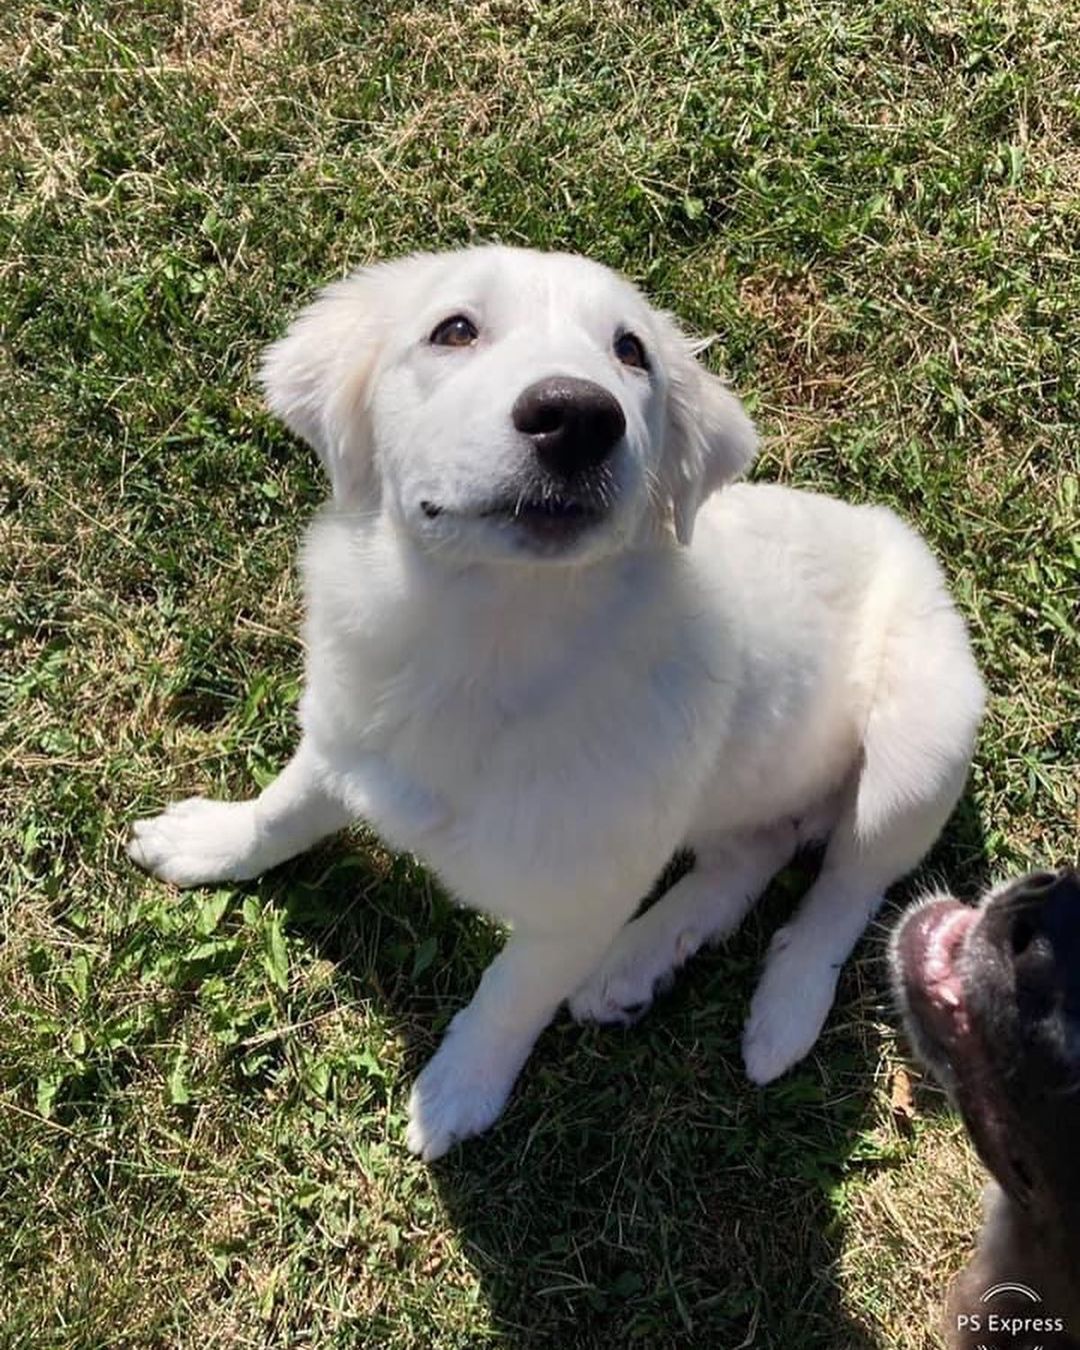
[
  {"x1": 614, "y1": 331, "x2": 648, "y2": 370},
  {"x1": 430, "y1": 315, "x2": 478, "y2": 347}
]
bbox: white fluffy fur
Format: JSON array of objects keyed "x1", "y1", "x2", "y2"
[{"x1": 129, "y1": 246, "x2": 985, "y2": 1159}]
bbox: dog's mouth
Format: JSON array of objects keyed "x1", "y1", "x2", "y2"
[
  {"x1": 419, "y1": 494, "x2": 607, "y2": 550},
  {"x1": 894, "y1": 899, "x2": 980, "y2": 1055}
]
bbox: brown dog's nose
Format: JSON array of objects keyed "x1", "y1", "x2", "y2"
[
  {"x1": 1005, "y1": 868, "x2": 1080, "y2": 1006},
  {"x1": 512, "y1": 377, "x2": 625, "y2": 479}
]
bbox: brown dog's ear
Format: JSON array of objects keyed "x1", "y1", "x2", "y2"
[
  {"x1": 655, "y1": 315, "x2": 757, "y2": 545},
  {"x1": 259, "y1": 270, "x2": 386, "y2": 503}
]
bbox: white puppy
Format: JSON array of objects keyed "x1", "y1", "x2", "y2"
[{"x1": 129, "y1": 246, "x2": 985, "y2": 1159}]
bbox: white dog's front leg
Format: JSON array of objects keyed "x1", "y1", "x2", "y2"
[
  {"x1": 128, "y1": 740, "x2": 352, "y2": 886},
  {"x1": 334, "y1": 753, "x2": 450, "y2": 846},
  {"x1": 406, "y1": 926, "x2": 616, "y2": 1161}
]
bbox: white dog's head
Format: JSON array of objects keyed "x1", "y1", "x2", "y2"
[{"x1": 260, "y1": 246, "x2": 756, "y2": 563}]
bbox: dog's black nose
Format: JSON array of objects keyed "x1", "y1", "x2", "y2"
[
  {"x1": 1005, "y1": 869, "x2": 1080, "y2": 929},
  {"x1": 512, "y1": 377, "x2": 626, "y2": 479},
  {"x1": 1031, "y1": 868, "x2": 1080, "y2": 955},
  {"x1": 1006, "y1": 869, "x2": 1080, "y2": 1006}
]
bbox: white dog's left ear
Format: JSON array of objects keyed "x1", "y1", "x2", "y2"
[{"x1": 657, "y1": 319, "x2": 758, "y2": 545}]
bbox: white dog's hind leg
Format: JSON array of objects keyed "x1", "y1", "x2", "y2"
[
  {"x1": 407, "y1": 924, "x2": 621, "y2": 1160},
  {"x1": 128, "y1": 740, "x2": 352, "y2": 887},
  {"x1": 740, "y1": 788, "x2": 958, "y2": 1084},
  {"x1": 743, "y1": 575, "x2": 984, "y2": 1084},
  {"x1": 743, "y1": 665, "x2": 981, "y2": 1082},
  {"x1": 567, "y1": 822, "x2": 798, "y2": 1026}
]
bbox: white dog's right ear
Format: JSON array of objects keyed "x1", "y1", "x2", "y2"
[{"x1": 259, "y1": 271, "x2": 385, "y2": 503}]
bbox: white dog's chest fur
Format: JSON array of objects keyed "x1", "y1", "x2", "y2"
[{"x1": 298, "y1": 484, "x2": 897, "y2": 928}]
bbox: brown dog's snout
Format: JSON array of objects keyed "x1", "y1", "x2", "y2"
[{"x1": 512, "y1": 377, "x2": 625, "y2": 479}]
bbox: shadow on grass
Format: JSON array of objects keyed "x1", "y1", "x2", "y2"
[{"x1": 284, "y1": 788, "x2": 988, "y2": 1349}]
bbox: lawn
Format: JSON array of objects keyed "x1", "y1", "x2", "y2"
[{"x1": 2, "y1": 1, "x2": 1078, "y2": 1346}]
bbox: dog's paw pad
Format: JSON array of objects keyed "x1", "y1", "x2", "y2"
[
  {"x1": 127, "y1": 797, "x2": 260, "y2": 887},
  {"x1": 569, "y1": 926, "x2": 698, "y2": 1027},
  {"x1": 406, "y1": 1037, "x2": 516, "y2": 1161},
  {"x1": 569, "y1": 962, "x2": 663, "y2": 1026},
  {"x1": 742, "y1": 929, "x2": 838, "y2": 1083},
  {"x1": 742, "y1": 1011, "x2": 813, "y2": 1085},
  {"x1": 568, "y1": 982, "x2": 633, "y2": 1026}
]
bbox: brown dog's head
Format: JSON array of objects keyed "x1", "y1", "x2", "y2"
[
  {"x1": 891, "y1": 869, "x2": 1080, "y2": 1345},
  {"x1": 892, "y1": 870, "x2": 1080, "y2": 1210}
]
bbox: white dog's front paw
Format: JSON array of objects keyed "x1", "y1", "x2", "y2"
[
  {"x1": 568, "y1": 921, "x2": 698, "y2": 1026},
  {"x1": 741, "y1": 926, "x2": 839, "y2": 1084},
  {"x1": 128, "y1": 797, "x2": 264, "y2": 887},
  {"x1": 405, "y1": 1015, "x2": 525, "y2": 1161}
]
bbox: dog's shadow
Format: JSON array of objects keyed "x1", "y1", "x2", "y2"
[{"x1": 277, "y1": 791, "x2": 989, "y2": 1349}]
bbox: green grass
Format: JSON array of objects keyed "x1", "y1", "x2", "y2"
[{"x1": 2, "y1": 1, "x2": 1078, "y2": 1345}]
